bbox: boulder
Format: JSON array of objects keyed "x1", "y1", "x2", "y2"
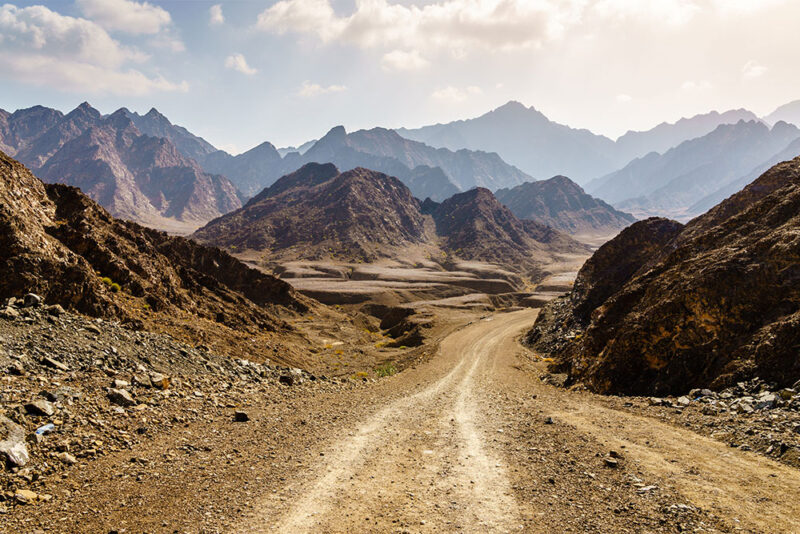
[{"x1": 0, "y1": 415, "x2": 29, "y2": 467}]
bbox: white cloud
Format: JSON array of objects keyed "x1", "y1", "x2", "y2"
[
  {"x1": 616, "y1": 93, "x2": 632, "y2": 103},
  {"x1": 150, "y1": 34, "x2": 185, "y2": 52},
  {"x1": 257, "y1": 0, "x2": 583, "y2": 53},
  {"x1": 681, "y1": 80, "x2": 712, "y2": 91},
  {"x1": 209, "y1": 4, "x2": 224, "y2": 26},
  {"x1": 380, "y1": 50, "x2": 430, "y2": 72},
  {"x1": 0, "y1": 54, "x2": 188, "y2": 96},
  {"x1": 297, "y1": 81, "x2": 347, "y2": 98},
  {"x1": 77, "y1": 0, "x2": 171, "y2": 35},
  {"x1": 742, "y1": 60, "x2": 767, "y2": 79},
  {"x1": 0, "y1": 4, "x2": 186, "y2": 95},
  {"x1": 225, "y1": 53, "x2": 258, "y2": 76},
  {"x1": 431, "y1": 85, "x2": 482, "y2": 103}
]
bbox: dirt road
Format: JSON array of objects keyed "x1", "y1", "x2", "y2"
[
  {"x1": 235, "y1": 309, "x2": 800, "y2": 533},
  {"x1": 10, "y1": 309, "x2": 800, "y2": 533}
]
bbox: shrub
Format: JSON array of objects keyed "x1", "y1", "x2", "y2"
[
  {"x1": 100, "y1": 277, "x2": 112, "y2": 286},
  {"x1": 110, "y1": 283, "x2": 121, "y2": 293},
  {"x1": 375, "y1": 362, "x2": 397, "y2": 377}
]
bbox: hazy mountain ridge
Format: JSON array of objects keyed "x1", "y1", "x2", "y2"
[
  {"x1": 589, "y1": 120, "x2": 800, "y2": 219},
  {"x1": 495, "y1": 176, "x2": 636, "y2": 234}
]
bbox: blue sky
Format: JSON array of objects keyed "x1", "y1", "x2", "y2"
[{"x1": 1, "y1": 0, "x2": 799, "y2": 153}]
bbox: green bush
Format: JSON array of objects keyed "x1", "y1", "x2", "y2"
[
  {"x1": 375, "y1": 362, "x2": 397, "y2": 377},
  {"x1": 110, "y1": 283, "x2": 121, "y2": 293},
  {"x1": 100, "y1": 277, "x2": 112, "y2": 286}
]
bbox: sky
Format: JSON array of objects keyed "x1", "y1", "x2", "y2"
[{"x1": 1, "y1": 0, "x2": 799, "y2": 154}]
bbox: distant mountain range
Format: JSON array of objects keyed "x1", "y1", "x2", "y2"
[
  {"x1": 397, "y1": 101, "x2": 762, "y2": 184},
  {"x1": 0, "y1": 103, "x2": 240, "y2": 230},
  {"x1": 6, "y1": 98, "x2": 800, "y2": 233},
  {"x1": 201, "y1": 125, "x2": 529, "y2": 201},
  {"x1": 496, "y1": 176, "x2": 636, "y2": 234},
  {"x1": 193, "y1": 163, "x2": 586, "y2": 278},
  {"x1": 588, "y1": 120, "x2": 800, "y2": 219}
]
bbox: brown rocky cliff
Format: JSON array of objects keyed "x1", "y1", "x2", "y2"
[
  {"x1": 528, "y1": 156, "x2": 800, "y2": 395},
  {"x1": 0, "y1": 150, "x2": 304, "y2": 335}
]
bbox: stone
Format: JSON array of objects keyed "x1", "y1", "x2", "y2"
[
  {"x1": 0, "y1": 307, "x2": 19, "y2": 319},
  {"x1": 676, "y1": 396, "x2": 691, "y2": 406},
  {"x1": 112, "y1": 379, "x2": 130, "y2": 389},
  {"x1": 234, "y1": 411, "x2": 250, "y2": 422},
  {"x1": 544, "y1": 416, "x2": 554, "y2": 424},
  {"x1": 46, "y1": 304, "x2": 65, "y2": 316},
  {"x1": 57, "y1": 452, "x2": 77, "y2": 465},
  {"x1": 25, "y1": 399, "x2": 55, "y2": 417},
  {"x1": 108, "y1": 388, "x2": 136, "y2": 407},
  {"x1": 133, "y1": 374, "x2": 152, "y2": 388},
  {"x1": 14, "y1": 489, "x2": 40, "y2": 504},
  {"x1": 0, "y1": 415, "x2": 29, "y2": 467},
  {"x1": 42, "y1": 356, "x2": 69, "y2": 372},
  {"x1": 604, "y1": 458, "x2": 619, "y2": 468},
  {"x1": 779, "y1": 388, "x2": 796, "y2": 401},
  {"x1": 23, "y1": 293, "x2": 42, "y2": 307},
  {"x1": 755, "y1": 393, "x2": 779, "y2": 410},
  {"x1": 279, "y1": 374, "x2": 295, "y2": 386},
  {"x1": 149, "y1": 373, "x2": 170, "y2": 390},
  {"x1": 85, "y1": 324, "x2": 101, "y2": 335}
]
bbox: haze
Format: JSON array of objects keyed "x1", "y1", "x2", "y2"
[{"x1": 1, "y1": 0, "x2": 798, "y2": 153}]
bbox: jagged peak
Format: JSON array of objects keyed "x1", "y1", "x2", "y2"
[{"x1": 66, "y1": 101, "x2": 101, "y2": 120}]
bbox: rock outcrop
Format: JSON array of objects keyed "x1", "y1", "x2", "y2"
[
  {"x1": 527, "y1": 156, "x2": 800, "y2": 395},
  {"x1": 0, "y1": 150, "x2": 304, "y2": 336}
]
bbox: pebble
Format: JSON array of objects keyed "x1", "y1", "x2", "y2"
[
  {"x1": 108, "y1": 388, "x2": 136, "y2": 407},
  {"x1": 25, "y1": 399, "x2": 55, "y2": 417}
]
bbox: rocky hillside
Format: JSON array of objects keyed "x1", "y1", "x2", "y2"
[
  {"x1": 496, "y1": 176, "x2": 636, "y2": 234},
  {"x1": 122, "y1": 107, "x2": 218, "y2": 164},
  {"x1": 428, "y1": 187, "x2": 584, "y2": 270},
  {"x1": 195, "y1": 164, "x2": 586, "y2": 277},
  {"x1": 0, "y1": 150, "x2": 309, "y2": 358},
  {"x1": 588, "y1": 120, "x2": 800, "y2": 219},
  {"x1": 193, "y1": 163, "x2": 430, "y2": 262},
  {"x1": 527, "y1": 156, "x2": 800, "y2": 395},
  {"x1": 0, "y1": 103, "x2": 241, "y2": 229}
]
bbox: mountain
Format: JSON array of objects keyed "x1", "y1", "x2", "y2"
[
  {"x1": 277, "y1": 139, "x2": 316, "y2": 157},
  {"x1": 689, "y1": 136, "x2": 800, "y2": 215},
  {"x1": 193, "y1": 163, "x2": 430, "y2": 262},
  {"x1": 427, "y1": 187, "x2": 584, "y2": 274},
  {"x1": 764, "y1": 100, "x2": 800, "y2": 127},
  {"x1": 194, "y1": 163, "x2": 587, "y2": 276},
  {"x1": 495, "y1": 176, "x2": 636, "y2": 234},
  {"x1": 614, "y1": 109, "x2": 759, "y2": 164},
  {"x1": 526, "y1": 156, "x2": 800, "y2": 395},
  {"x1": 201, "y1": 125, "x2": 516, "y2": 202},
  {"x1": 588, "y1": 120, "x2": 800, "y2": 219},
  {"x1": 397, "y1": 101, "x2": 618, "y2": 184},
  {"x1": 0, "y1": 149, "x2": 304, "y2": 340},
  {"x1": 201, "y1": 141, "x2": 284, "y2": 198},
  {"x1": 0, "y1": 103, "x2": 241, "y2": 230},
  {"x1": 122, "y1": 107, "x2": 218, "y2": 163}
]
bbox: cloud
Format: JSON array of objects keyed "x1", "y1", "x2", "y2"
[
  {"x1": 76, "y1": 0, "x2": 171, "y2": 35},
  {"x1": 209, "y1": 4, "x2": 224, "y2": 26},
  {"x1": 257, "y1": 0, "x2": 583, "y2": 53},
  {"x1": 0, "y1": 4, "x2": 186, "y2": 95},
  {"x1": 431, "y1": 85, "x2": 482, "y2": 103},
  {"x1": 150, "y1": 34, "x2": 186, "y2": 52},
  {"x1": 297, "y1": 81, "x2": 347, "y2": 98},
  {"x1": 616, "y1": 93, "x2": 632, "y2": 103},
  {"x1": 380, "y1": 50, "x2": 430, "y2": 72},
  {"x1": 681, "y1": 80, "x2": 712, "y2": 91},
  {"x1": 742, "y1": 60, "x2": 767, "y2": 79},
  {"x1": 225, "y1": 53, "x2": 257, "y2": 75}
]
